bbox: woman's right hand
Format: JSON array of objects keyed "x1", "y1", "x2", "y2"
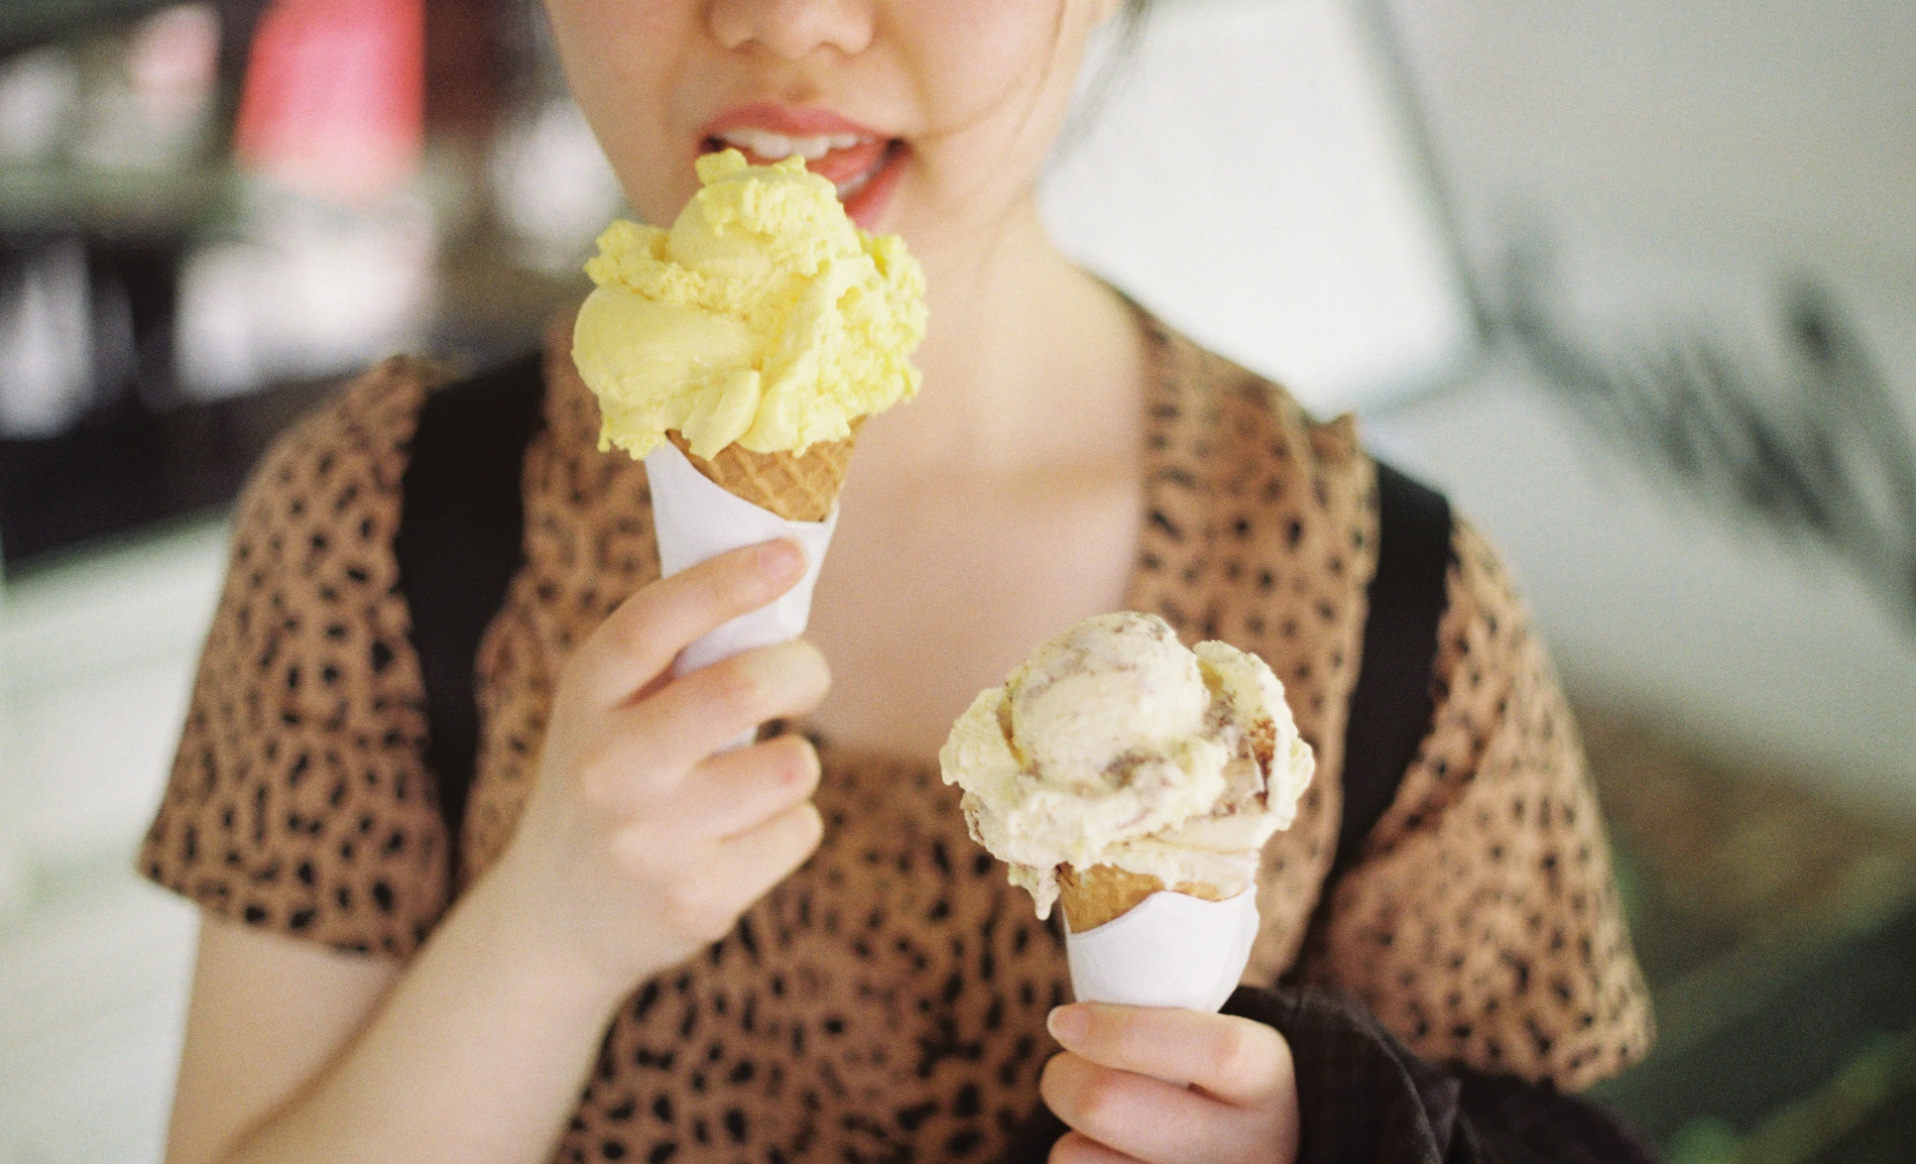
[{"x1": 484, "y1": 538, "x2": 831, "y2": 996}]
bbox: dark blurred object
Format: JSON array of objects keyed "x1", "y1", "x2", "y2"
[
  {"x1": 232, "y1": 0, "x2": 423, "y2": 204},
  {"x1": 90, "y1": 231, "x2": 182, "y2": 409},
  {"x1": 1580, "y1": 703, "x2": 1916, "y2": 1163},
  {"x1": 0, "y1": 0, "x2": 590, "y2": 570},
  {"x1": 424, "y1": 0, "x2": 499, "y2": 141},
  {"x1": 2, "y1": 3, "x2": 218, "y2": 175},
  {"x1": 1501, "y1": 245, "x2": 1916, "y2": 638},
  {"x1": 0, "y1": 374, "x2": 332, "y2": 569},
  {"x1": 0, "y1": 228, "x2": 180, "y2": 433},
  {"x1": 0, "y1": 232, "x2": 91, "y2": 435},
  {"x1": 1, "y1": 0, "x2": 181, "y2": 56}
]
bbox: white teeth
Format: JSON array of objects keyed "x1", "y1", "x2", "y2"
[
  {"x1": 717, "y1": 127, "x2": 795, "y2": 159},
  {"x1": 832, "y1": 144, "x2": 894, "y2": 199},
  {"x1": 717, "y1": 127, "x2": 869, "y2": 161},
  {"x1": 835, "y1": 167, "x2": 877, "y2": 200}
]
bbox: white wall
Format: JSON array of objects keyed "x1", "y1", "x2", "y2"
[
  {"x1": 1, "y1": 520, "x2": 226, "y2": 1164},
  {"x1": 1039, "y1": 0, "x2": 1916, "y2": 811},
  {"x1": 1372, "y1": 0, "x2": 1916, "y2": 813},
  {"x1": 1041, "y1": 0, "x2": 1481, "y2": 414},
  {"x1": 1389, "y1": 0, "x2": 1916, "y2": 275}
]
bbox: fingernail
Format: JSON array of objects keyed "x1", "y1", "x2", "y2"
[
  {"x1": 758, "y1": 539, "x2": 804, "y2": 583},
  {"x1": 1047, "y1": 1004, "x2": 1088, "y2": 1044}
]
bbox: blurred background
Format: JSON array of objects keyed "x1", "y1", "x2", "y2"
[{"x1": 0, "y1": 0, "x2": 1910, "y2": 1161}]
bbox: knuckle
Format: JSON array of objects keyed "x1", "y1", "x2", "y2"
[
  {"x1": 793, "y1": 640, "x2": 831, "y2": 693},
  {"x1": 603, "y1": 598, "x2": 663, "y2": 663},
  {"x1": 662, "y1": 879, "x2": 732, "y2": 942},
  {"x1": 610, "y1": 827, "x2": 673, "y2": 881},
  {"x1": 688, "y1": 909, "x2": 736, "y2": 945},
  {"x1": 1207, "y1": 1021, "x2": 1270, "y2": 1085},
  {"x1": 610, "y1": 621, "x2": 661, "y2": 671},
  {"x1": 1208, "y1": 1025, "x2": 1251, "y2": 1080},
  {"x1": 706, "y1": 657, "x2": 768, "y2": 718},
  {"x1": 574, "y1": 749, "x2": 629, "y2": 809},
  {"x1": 1071, "y1": 1070, "x2": 1125, "y2": 1131},
  {"x1": 711, "y1": 556, "x2": 767, "y2": 614},
  {"x1": 1038, "y1": 1052, "x2": 1071, "y2": 1104},
  {"x1": 554, "y1": 652, "x2": 603, "y2": 713},
  {"x1": 1097, "y1": 1004, "x2": 1147, "y2": 1058},
  {"x1": 575, "y1": 744, "x2": 666, "y2": 813}
]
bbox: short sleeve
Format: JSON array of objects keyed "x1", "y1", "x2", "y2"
[
  {"x1": 138, "y1": 358, "x2": 451, "y2": 959},
  {"x1": 1311, "y1": 520, "x2": 1655, "y2": 1090}
]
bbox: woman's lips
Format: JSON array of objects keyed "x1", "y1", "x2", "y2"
[
  {"x1": 701, "y1": 103, "x2": 907, "y2": 228},
  {"x1": 709, "y1": 133, "x2": 891, "y2": 189},
  {"x1": 834, "y1": 139, "x2": 905, "y2": 230}
]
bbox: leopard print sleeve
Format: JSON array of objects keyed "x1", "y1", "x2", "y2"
[
  {"x1": 1310, "y1": 518, "x2": 1655, "y2": 1091},
  {"x1": 138, "y1": 358, "x2": 452, "y2": 959}
]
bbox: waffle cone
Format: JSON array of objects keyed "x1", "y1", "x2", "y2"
[
  {"x1": 1056, "y1": 864, "x2": 1230, "y2": 933},
  {"x1": 666, "y1": 422, "x2": 862, "y2": 523}
]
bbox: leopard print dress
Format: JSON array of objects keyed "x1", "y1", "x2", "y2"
[{"x1": 142, "y1": 314, "x2": 1653, "y2": 1163}]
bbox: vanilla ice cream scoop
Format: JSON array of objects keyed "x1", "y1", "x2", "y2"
[
  {"x1": 1010, "y1": 613, "x2": 1218, "y2": 790},
  {"x1": 940, "y1": 612, "x2": 1315, "y2": 920}
]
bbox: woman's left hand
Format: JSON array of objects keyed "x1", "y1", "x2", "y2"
[{"x1": 1041, "y1": 1002, "x2": 1300, "y2": 1164}]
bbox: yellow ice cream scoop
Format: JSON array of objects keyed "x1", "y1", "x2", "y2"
[{"x1": 573, "y1": 149, "x2": 926, "y2": 462}]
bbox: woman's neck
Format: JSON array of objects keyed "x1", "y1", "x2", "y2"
[
  {"x1": 863, "y1": 198, "x2": 1146, "y2": 480},
  {"x1": 803, "y1": 200, "x2": 1151, "y2": 756}
]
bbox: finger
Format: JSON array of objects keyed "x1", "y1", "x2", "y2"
[
  {"x1": 619, "y1": 640, "x2": 831, "y2": 778},
  {"x1": 571, "y1": 540, "x2": 808, "y2": 707},
  {"x1": 1047, "y1": 1004, "x2": 1293, "y2": 1106},
  {"x1": 1049, "y1": 1130, "x2": 1145, "y2": 1164},
  {"x1": 673, "y1": 734, "x2": 821, "y2": 840},
  {"x1": 711, "y1": 800, "x2": 825, "y2": 906},
  {"x1": 1041, "y1": 1051, "x2": 1234, "y2": 1164}
]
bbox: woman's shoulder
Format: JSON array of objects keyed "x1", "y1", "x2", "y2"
[
  {"x1": 1134, "y1": 313, "x2": 1376, "y2": 604},
  {"x1": 216, "y1": 354, "x2": 447, "y2": 705},
  {"x1": 1141, "y1": 314, "x2": 1368, "y2": 485},
  {"x1": 139, "y1": 355, "x2": 454, "y2": 957},
  {"x1": 233, "y1": 347, "x2": 555, "y2": 583},
  {"x1": 235, "y1": 355, "x2": 441, "y2": 534}
]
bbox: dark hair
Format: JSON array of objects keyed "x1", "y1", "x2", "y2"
[
  {"x1": 1108, "y1": 0, "x2": 1154, "y2": 73},
  {"x1": 1053, "y1": 0, "x2": 1154, "y2": 157}
]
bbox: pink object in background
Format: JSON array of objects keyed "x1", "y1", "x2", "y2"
[
  {"x1": 233, "y1": 0, "x2": 424, "y2": 203},
  {"x1": 129, "y1": 5, "x2": 220, "y2": 128}
]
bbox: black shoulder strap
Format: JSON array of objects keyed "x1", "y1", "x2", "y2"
[
  {"x1": 1328, "y1": 459, "x2": 1455, "y2": 887},
  {"x1": 395, "y1": 351, "x2": 546, "y2": 875}
]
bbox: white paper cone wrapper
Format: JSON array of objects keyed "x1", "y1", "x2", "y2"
[
  {"x1": 1064, "y1": 889, "x2": 1260, "y2": 1012},
  {"x1": 644, "y1": 440, "x2": 838, "y2": 679}
]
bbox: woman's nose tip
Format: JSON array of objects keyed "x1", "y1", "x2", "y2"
[{"x1": 708, "y1": 0, "x2": 875, "y2": 59}]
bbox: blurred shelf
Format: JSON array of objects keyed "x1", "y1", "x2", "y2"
[
  {"x1": 0, "y1": 377, "x2": 337, "y2": 575},
  {"x1": 0, "y1": 862, "x2": 196, "y2": 1164},
  {"x1": 0, "y1": 164, "x2": 230, "y2": 235},
  {"x1": 0, "y1": 224, "x2": 584, "y2": 575},
  {"x1": 1, "y1": 0, "x2": 178, "y2": 56}
]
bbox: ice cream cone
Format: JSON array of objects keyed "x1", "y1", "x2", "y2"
[
  {"x1": 1056, "y1": 864, "x2": 1232, "y2": 933},
  {"x1": 665, "y1": 422, "x2": 860, "y2": 523}
]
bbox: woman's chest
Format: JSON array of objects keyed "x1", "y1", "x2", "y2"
[
  {"x1": 552, "y1": 755, "x2": 1071, "y2": 1163},
  {"x1": 802, "y1": 468, "x2": 1143, "y2": 758}
]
